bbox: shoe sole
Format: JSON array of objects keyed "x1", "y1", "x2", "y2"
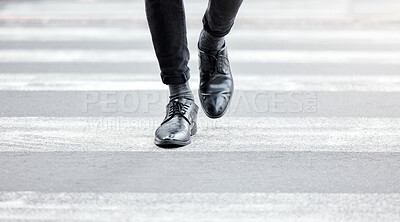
[{"x1": 154, "y1": 122, "x2": 197, "y2": 148}]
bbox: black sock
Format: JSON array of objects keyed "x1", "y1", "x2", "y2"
[
  {"x1": 199, "y1": 29, "x2": 225, "y2": 55},
  {"x1": 169, "y1": 81, "x2": 194, "y2": 101}
]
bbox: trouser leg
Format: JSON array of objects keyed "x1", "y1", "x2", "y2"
[
  {"x1": 145, "y1": 0, "x2": 190, "y2": 85},
  {"x1": 203, "y1": 0, "x2": 243, "y2": 37}
]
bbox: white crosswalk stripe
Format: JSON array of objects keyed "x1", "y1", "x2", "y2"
[
  {"x1": 1, "y1": 117, "x2": 400, "y2": 152},
  {"x1": 1, "y1": 49, "x2": 400, "y2": 64},
  {"x1": 0, "y1": 0, "x2": 355, "y2": 20},
  {"x1": 0, "y1": 73, "x2": 400, "y2": 91},
  {"x1": 0, "y1": 192, "x2": 399, "y2": 222},
  {"x1": 2, "y1": 28, "x2": 400, "y2": 42},
  {"x1": 1, "y1": 0, "x2": 400, "y2": 221}
]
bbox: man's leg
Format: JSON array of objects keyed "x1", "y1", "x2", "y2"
[
  {"x1": 145, "y1": 0, "x2": 198, "y2": 147},
  {"x1": 202, "y1": 0, "x2": 243, "y2": 44},
  {"x1": 198, "y1": 0, "x2": 243, "y2": 118},
  {"x1": 145, "y1": 0, "x2": 190, "y2": 85}
]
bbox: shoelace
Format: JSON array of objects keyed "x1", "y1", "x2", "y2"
[
  {"x1": 168, "y1": 100, "x2": 190, "y2": 117},
  {"x1": 201, "y1": 53, "x2": 218, "y2": 76},
  {"x1": 201, "y1": 53, "x2": 228, "y2": 76}
]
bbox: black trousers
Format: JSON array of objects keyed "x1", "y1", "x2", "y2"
[{"x1": 145, "y1": 0, "x2": 243, "y2": 85}]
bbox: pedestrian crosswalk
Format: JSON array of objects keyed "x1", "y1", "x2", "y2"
[
  {"x1": 1, "y1": 192, "x2": 399, "y2": 221},
  {"x1": 3, "y1": 28, "x2": 400, "y2": 42},
  {"x1": 1, "y1": 117, "x2": 400, "y2": 152},
  {"x1": 1, "y1": 73, "x2": 400, "y2": 91},
  {"x1": 2, "y1": 49, "x2": 400, "y2": 64},
  {"x1": 0, "y1": 0, "x2": 400, "y2": 221}
]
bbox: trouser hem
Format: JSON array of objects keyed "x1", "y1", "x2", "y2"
[{"x1": 161, "y1": 68, "x2": 190, "y2": 85}]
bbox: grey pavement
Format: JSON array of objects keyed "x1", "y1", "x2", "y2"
[
  {"x1": 0, "y1": 0, "x2": 400, "y2": 221},
  {"x1": 1, "y1": 152, "x2": 400, "y2": 193}
]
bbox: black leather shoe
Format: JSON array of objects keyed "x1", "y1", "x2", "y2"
[
  {"x1": 154, "y1": 97, "x2": 198, "y2": 148},
  {"x1": 198, "y1": 43, "x2": 233, "y2": 118}
]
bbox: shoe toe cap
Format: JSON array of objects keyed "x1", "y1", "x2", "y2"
[
  {"x1": 202, "y1": 93, "x2": 231, "y2": 118},
  {"x1": 155, "y1": 122, "x2": 190, "y2": 142}
]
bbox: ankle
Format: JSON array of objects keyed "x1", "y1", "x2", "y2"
[
  {"x1": 199, "y1": 29, "x2": 224, "y2": 54},
  {"x1": 169, "y1": 81, "x2": 194, "y2": 101}
]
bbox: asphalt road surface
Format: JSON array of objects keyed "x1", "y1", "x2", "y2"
[{"x1": 1, "y1": 0, "x2": 400, "y2": 221}]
